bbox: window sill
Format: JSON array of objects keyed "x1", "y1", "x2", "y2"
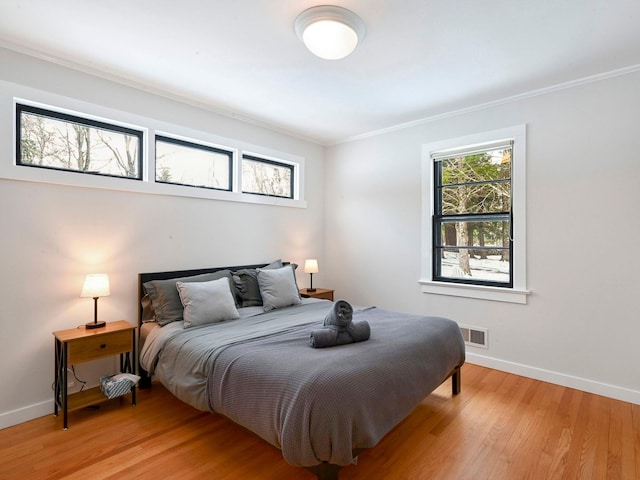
[
  {"x1": 418, "y1": 280, "x2": 530, "y2": 304},
  {"x1": 1, "y1": 167, "x2": 307, "y2": 209}
]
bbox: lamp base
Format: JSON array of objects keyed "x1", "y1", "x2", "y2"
[
  {"x1": 86, "y1": 320, "x2": 106, "y2": 329},
  {"x1": 307, "y1": 288, "x2": 317, "y2": 292}
]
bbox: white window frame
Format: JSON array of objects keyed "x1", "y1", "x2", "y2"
[
  {"x1": 420, "y1": 125, "x2": 530, "y2": 304},
  {"x1": 1, "y1": 80, "x2": 306, "y2": 209}
]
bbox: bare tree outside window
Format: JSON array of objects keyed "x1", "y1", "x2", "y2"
[
  {"x1": 242, "y1": 155, "x2": 293, "y2": 199},
  {"x1": 17, "y1": 104, "x2": 142, "y2": 179},
  {"x1": 154, "y1": 136, "x2": 232, "y2": 191},
  {"x1": 97, "y1": 131, "x2": 139, "y2": 178},
  {"x1": 20, "y1": 113, "x2": 60, "y2": 166}
]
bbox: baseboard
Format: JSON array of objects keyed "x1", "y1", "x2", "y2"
[
  {"x1": 466, "y1": 353, "x2": 640, "y2": 406},
  {"x1": 0, "y1": 399, "x2": 52, "y2": 430}
]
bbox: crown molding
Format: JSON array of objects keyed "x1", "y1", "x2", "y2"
[{"x1": 332, "y1": 64, "x2": 640, "y2": 146}]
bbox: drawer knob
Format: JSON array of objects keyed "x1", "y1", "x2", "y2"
[{"x1": 100, "y1": 344, "x2": 106, "y2": 349}]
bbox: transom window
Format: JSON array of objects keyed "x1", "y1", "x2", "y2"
[
  {"x1": 433, "y1": 142, "x2": 513, "y2": 287},
  {"x1": 9, "y1": 94, "x2": 305, "y2": 209},
  {"x1": 16, "y1": 103, "x2": 142, "y2": 179},
  {"x1": 242, "y1": 154, "x2": 294, "y2": 199},
  {"x1": 155, "y1": 135, "x2": 232, "y2": 191}
]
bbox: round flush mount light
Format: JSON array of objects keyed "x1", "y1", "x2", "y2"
[{"x1": 294, "y1": 5, "x2": 366, "y2": 60}]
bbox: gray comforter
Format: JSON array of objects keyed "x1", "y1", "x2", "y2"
[{"x1": 141, "y1": 300, "x2": 465, "y2": 467}]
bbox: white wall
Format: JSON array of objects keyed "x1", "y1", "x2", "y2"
[
  {"x1": 324, "y1": 71, "x2": 640, "y2": 404},
  {"x1": 0, "y1": 48, "x2": 326, "y2": 428}
]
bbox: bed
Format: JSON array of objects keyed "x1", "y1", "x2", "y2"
[{"x1": 137, "y1": 261, "x2": 465, "y2": 479}]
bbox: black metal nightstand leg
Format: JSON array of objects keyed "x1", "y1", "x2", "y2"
[
  {"x1": 54, "y1": 338, "x2": 60, "y2": 417},
  {"x1": 62, "y1": 343, "x2": 68, "y2": 430}
]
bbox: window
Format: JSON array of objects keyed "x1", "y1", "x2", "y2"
[
  {"x1": 7, "y1": 89, "x2": 305, "y2": 208},
  {"x1": 16, "y1": 103, "x2": 142, "y2": 179},
  {"x1": 421, "y1": 126, "x2": 528, "y2": 303},
  {"x1": 242, "y1": 154, "x2": 294, "y2": 199},
  {"x1": 155, "y1": 135, "x2": 232, "y2": 191},
  {"x1": 433, "y1": 142, "x2": 512, "y2": 287}
]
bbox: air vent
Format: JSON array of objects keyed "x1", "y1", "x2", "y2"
[{"x1": 459, "y1": 325, "x2": 488, "y2": 348}]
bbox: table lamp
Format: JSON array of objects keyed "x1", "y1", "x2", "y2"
[
  {"x1": 81, "y1": 273, "x2": 110, "y2": 329},
  {"x1": 304, "y1": 259, "x2": 319, "y2": 292}
]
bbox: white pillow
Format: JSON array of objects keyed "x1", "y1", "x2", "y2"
[
  {"x1": 176, "y1": 277, "x2": 239, "y2": 328},
  {"x1": 257, "y1": 265, "x2": 301, "y2": 311}
]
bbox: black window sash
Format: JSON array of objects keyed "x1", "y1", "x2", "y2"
[
  {"x1": 155, "y1": 135, "x2": 233, "y2": 192},
  {"x1": 16, "y1": 103, "x2": 143, "y2": 180},
  {"x1": 432, "y1": 157, "x2": 513, "y2": 288},
  {"x1": 241, "y1": 154, "x2": 294, "y2": 199}
]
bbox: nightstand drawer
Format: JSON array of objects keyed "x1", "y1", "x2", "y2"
[
  {"x1": 67, "y1": 330, "x2": 132, "y2": 364},
  {"x1": 299, "y1": 288, "x2": 334, "y2": 301},
  {"x1": 311, "y1": 290, "x2": 333, "y2": 301}
]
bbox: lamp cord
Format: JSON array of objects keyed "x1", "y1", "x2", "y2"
[{"x1": 51, "y1": 365, "x2": 87, "y2": 392}]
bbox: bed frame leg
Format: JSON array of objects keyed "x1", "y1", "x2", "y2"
[
  {"x1": 307, "y1": 462, "x2": 341, "y2": 480},
  {"x1": 138, "y1": 369, "x2": 152, "y2": 389},
  {"x1": 452, "y1": 366, "x2": 461, "y2": 396}
]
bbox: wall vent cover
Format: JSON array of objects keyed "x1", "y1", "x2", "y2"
[{"x1": 459, "y1": 325, "x2": 488, "y2": 348}]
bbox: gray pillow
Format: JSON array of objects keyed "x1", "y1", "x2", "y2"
[
  {"x1": 140, "y1": 294, "x2": 155, "y2": 322},
  {"x1": 257, "y1": 265, "x2": 302, "y2": 311},
  {"x1": 176, "y1": 277, "x2": 239, "y2": 328},
  {"x1": 143, "y1": 270, "x2": 235, "y2": 326},
  {"x1": 234, "y1": 259, "x2": 283, "y2": 307}
]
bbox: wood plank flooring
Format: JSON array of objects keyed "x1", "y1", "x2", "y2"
[{"x1": 0, "y1": 364, "x2": 638, "y2": 479}]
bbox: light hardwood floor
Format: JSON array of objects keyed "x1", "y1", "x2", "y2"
[{"x1": 1, "y1": 364, "x2": 638, "y2": 479}]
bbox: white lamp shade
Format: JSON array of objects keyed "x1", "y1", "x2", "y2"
[
  {"x1": 304, "y1": 259, "x2": 319, "y2": 274},
  {"x1": 295, "y1": 6, "x2": 366, "y2": 60},
  {"x1": 81, "y1": 274, "x2": 111, "y2": 298}
]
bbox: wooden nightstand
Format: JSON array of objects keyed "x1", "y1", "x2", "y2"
[
  {"x1": 53, "y1": 320, "x2": 136, "y2": 429},
  {"x1": 300, "y1": 288, "x2": 334, "y2": 301}
]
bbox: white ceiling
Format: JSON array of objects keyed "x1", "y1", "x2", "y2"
[{"x1": 1, "y1": 0, "x2": 639, "y2": 145}]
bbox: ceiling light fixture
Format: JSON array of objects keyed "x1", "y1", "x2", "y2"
[{"x1": 294, "y1": 5, "x2": 366, "y2": 60}]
